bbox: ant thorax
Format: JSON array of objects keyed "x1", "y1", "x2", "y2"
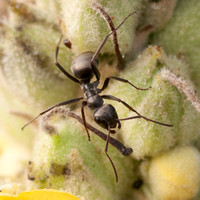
[
  {"x1": 81, "y1": 82, "x2": 104, "y2": 110},
  {"x1": 81, "y1": 82, "x2": 99, "y2": 99}
]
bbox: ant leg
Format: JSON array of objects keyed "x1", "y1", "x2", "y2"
[
  {"x1": 92, "y1": 2, "x2": 125, "y2": 70},
  {"x1": 119, "y1": 116, "x2": 142, "y2": 121},
  {"x1": 66, "y1": 110, "x2": 133, "y2": 156},
  {"x1": 105, "y1": 125, "x2": 118, "y2": 183},
  {"x1": 81, "y1": 101, "x2": 91, "y2": 141},
  {"x1": 100, "y1": 76, "x2": 151, "y2": 92},
  {"x1": 91, "y1": 62, "x2": 100, "y2": 81},
  {"x1": 40, "y1": 107, "x2": 133, "y2": 156},
  {"x1": 101, "y1": 95, "x2": 173, "y2": 127},
  {"x1": 117, "y1": 121, "x2": 121, "y2": 129},
  {"x1": 21, "y1": 97, "x2": 83, "y2": 130},
  {"x1": 54, "y1": 35, "x2": 80, "y2": 84},
  {"x1": 90, "y1": 11, "x2": 136, "y2": 72}
]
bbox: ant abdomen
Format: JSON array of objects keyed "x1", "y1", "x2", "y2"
[
  {"x1": 71, "y1": 51, "x2": 98, "y2": 81},
  {"x1": 94, "y1": 104, "x2": 119, "y2": 129}
]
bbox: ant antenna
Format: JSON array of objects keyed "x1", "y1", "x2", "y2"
[
  {"x1": 21, "y1": 115, "x2": 40, "y2": 130},
  {"x1": 91, "y1": 11, "x2": 137, "y2": 66},
  {"x1": 92, "y1": 2, "x2": 128, "y2": 70}
]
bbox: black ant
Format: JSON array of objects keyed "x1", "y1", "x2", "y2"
[{"x1": 22, "y1": 5, "x2": 172, "y2": 183}]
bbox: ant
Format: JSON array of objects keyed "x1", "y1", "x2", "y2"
[{"x1": 22, "y1": 4, "x2": 173, "y2": 183}]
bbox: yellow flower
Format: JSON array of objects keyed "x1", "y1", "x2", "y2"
[
  {"x1": 148, "y1": 146, "x2": 200, "y2": 200},
  {"x1": 0, "y1": 189, "x2": 80, "y2": 200}
]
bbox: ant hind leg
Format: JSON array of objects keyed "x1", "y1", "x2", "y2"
[{"x1": 105, "y1": 125, "x2": 118, "y2": 183}]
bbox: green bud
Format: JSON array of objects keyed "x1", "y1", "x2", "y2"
[
  {"x1": 123, "y1": 0, "x2": 178, "y2": 55},
  {"x1": 140, "y1": 0, "x2": 178, "y2": 31},
  {"x1": 30, "y1": 0, "x2": 60, "y2": 24},
  {"x1": 7, "y1": 0, "x2": 60, "y2": 24},
  {"x1": 28, "y1": 108, "x2": 137, "y2": 200},
  {"x1": 152, "y1": 0, "x2": 200, "y2": 92},
  {"x1": 104, "y1": 46, "x2": 200, "y2": 159},
  {"x1": 0, "y1": 6, "x2": 78, "y2": 109},
  {"x1": 60, "y1": 0, "x2": 143, "y2": 54}
]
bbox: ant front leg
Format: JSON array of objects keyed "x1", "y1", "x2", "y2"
[
  {"x1": 90, "y1": 61, "x2": 100, "y2": 81},
  {"x1": 81, "y1": 101, "x2": 91, "y2": 141},
  {"x1": 100, "y1": 76, "x2": 151, "y2": 92},
  {"x1": 101, "y1": 95, "x2": 173, "y2": 127},
  {"x1": 21, "y1": 97, "x2": 84, "y2": 130},
  {"x1": 54, "y1": 35, "x2": 80, "y2": 84}
]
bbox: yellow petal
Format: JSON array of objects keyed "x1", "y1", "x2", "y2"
[{"x1": 0, "y1": 189, "x2": 80, "y2": 200}]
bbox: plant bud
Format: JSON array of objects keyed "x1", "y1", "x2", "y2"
[
  {"x1": 152, "y1": 0, "x2": 200, "y2": 92},
  {"x1": 105, "y1": 46, "x2": 200, "y2": 159},
  {"x1": 60, "y1": 0, "x2": 143, "y2": 55},
  {"x1": 27, "y1": 109, "x2": 138, "y2": 200}
]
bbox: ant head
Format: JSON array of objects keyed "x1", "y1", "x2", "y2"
[{"x1": 71, "y1": 51, "x2": 98, "y2": 82}]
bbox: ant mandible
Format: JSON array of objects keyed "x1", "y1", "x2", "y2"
[{"x1": 22, "y1": 5, "x2": 173, "y2": 183}]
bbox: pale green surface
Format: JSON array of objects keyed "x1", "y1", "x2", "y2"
[
  {"x1": 0, "y1": 0, "x2": 200, "y2": 199},
  {"x1": 0, "y1": 12, "x2": 78, "y2": 109},
  {"x1": 30, "y1": 118, "x2": 137, "y2": 200},
  {"x1": 60, "y1": 0, "x2": 143, "y2": 54}
]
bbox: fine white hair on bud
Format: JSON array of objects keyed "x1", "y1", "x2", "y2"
[{"x1": 160, "y1": 68, "x2": 200, "y2": 113}]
